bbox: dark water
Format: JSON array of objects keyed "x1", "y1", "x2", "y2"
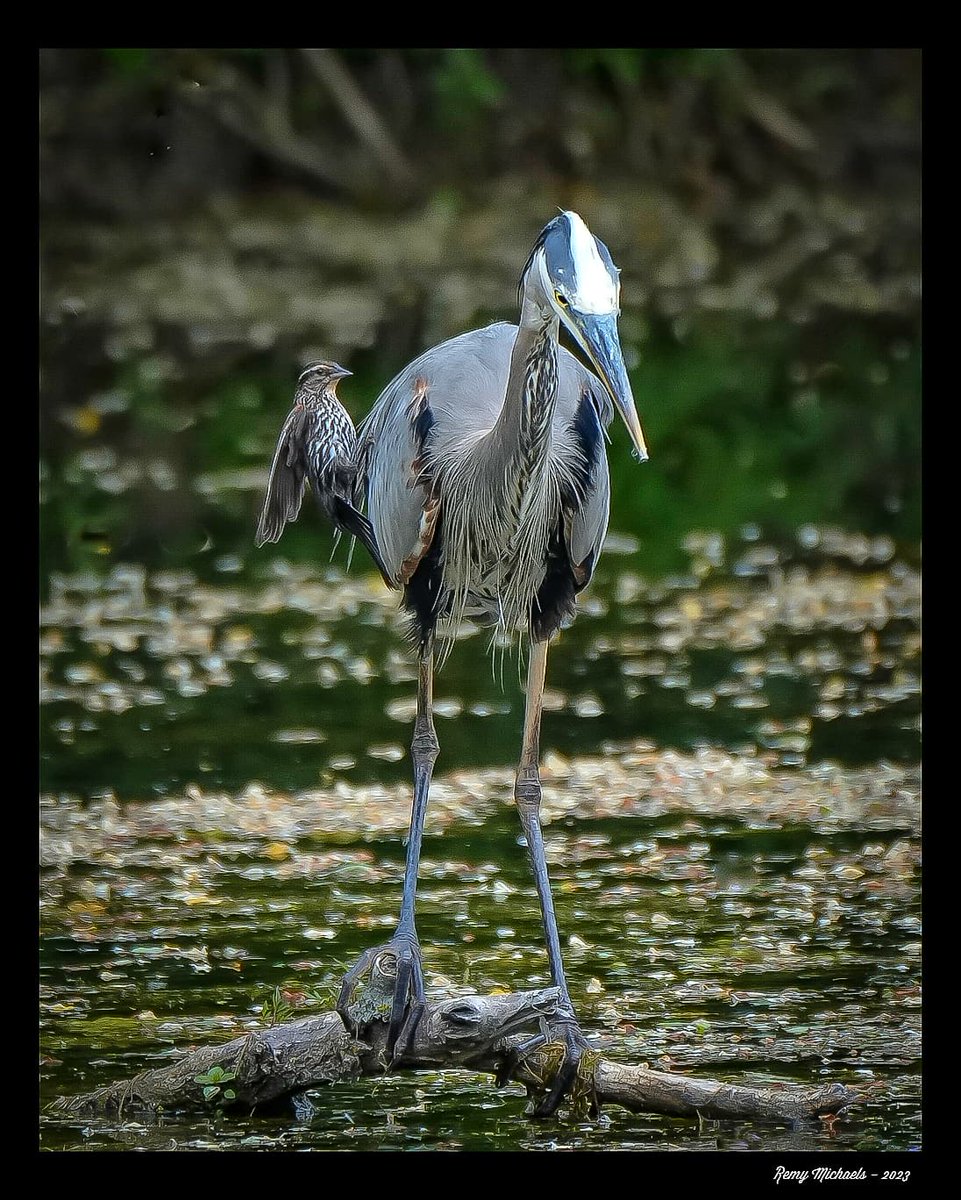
[{"x1": 40, "y1": 524, "x2": 920, "y2": 1151}]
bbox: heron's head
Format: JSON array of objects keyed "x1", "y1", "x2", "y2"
[
  {"x1": 297, "y1": 361, "x2": 352, "y2": 395},
  {"x1": 522, "y1": 211, "x2": 648, "y2": 462}
]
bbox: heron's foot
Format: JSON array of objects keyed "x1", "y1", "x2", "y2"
[
  {"x1": 335, "y1": 928, "x2": 426, "y2": 1063},
  {"x1": 497, "y1": 1010, "x2": 601, "y2": 1120}
]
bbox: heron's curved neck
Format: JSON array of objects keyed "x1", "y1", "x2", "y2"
[{"x1": 493, "y1": 296, "x2": 559, "y2": 477}]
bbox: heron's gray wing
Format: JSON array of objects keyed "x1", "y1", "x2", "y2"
[
  {"x1": 569, "y1": 456, "x2": 610, "y2": 581},
  {"x1": 359, "y1": 374, "x2": 438, "y2": 585},
  {"x1": 358, "y1": 323, "x2": 518, "y2": 584},
  {"x1": 256, "y1": 406, "x2": 308, "y2": 546}
]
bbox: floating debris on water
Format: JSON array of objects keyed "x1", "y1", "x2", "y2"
[{"x1": 39, "y1": 526, "x2": 920, "y2": 1150}]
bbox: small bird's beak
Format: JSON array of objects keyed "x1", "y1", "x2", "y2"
[
  {"x1": 568, "y1": 312, "x2": 648, "y2": 462},
  {"x1": 330, "y1": 365, "x2": 353, "y2": 381}
]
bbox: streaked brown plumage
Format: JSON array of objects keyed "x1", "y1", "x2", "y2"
[{"x1": 256, "y1": 361, "x2": 393, "y2": 587}]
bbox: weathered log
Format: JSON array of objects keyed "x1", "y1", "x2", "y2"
[{"x1": 53, "y1": 957, "x2": 860, "y2": 1125}]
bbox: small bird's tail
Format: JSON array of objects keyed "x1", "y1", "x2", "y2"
[{"x1": 328, "y1": 495, "x2": 396, "y2": 590}]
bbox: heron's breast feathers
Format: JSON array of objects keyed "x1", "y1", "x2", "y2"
[{"x1": 359, "y1": 346, "x2": 609, "y2": 637}]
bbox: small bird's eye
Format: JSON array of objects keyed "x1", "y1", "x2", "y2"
[{"x1": 554, "y1": 291, "x2": 569, "y2": 308}]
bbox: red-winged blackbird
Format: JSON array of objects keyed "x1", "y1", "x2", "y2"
[{"x1": 255, "y1": 361, "x2": 393, "y2": 588}]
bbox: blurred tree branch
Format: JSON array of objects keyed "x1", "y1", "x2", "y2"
[
  {"x1": 301, "y1": 48, "x2": 415, "y2": 195},
  {"x1": 174, "y1": 49, "x2": 415, "y2": 201},
  {"x1": 42, "y1": 48, "x2": 917, "y2": 219},
  {"x1": 178, "y1": 52, "x2": 357, "y2": 196}
]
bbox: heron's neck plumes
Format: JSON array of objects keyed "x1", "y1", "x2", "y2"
[
  {"x1": 439, "y1": 306, "x2": 564, "y2": 647},
  {"x1": 493, "y1": 305, "x2": 559, "y2": 481}
]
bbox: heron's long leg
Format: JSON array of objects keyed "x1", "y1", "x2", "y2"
[
  {"x1": 514, "y1": 638, "x2": 571, "y2": 1006},
  {"x1": 399, "y1": 636, "x2": 438, "y2": 930},
  {"x1": 336, "y1": 636, "x2": 437, "y2": 1058},
  {"x1": 382, "y1": 636, "x2": 438, "y2": 1050},
  {"x1": 510, "y1": 637, "x2": 597, "y2": 1118}
]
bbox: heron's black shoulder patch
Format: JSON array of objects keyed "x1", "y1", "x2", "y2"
[
  {"x1": 566, "y1": 386, "x2": 605, "y2": 503},
  {"x1": 407, "y1": 377, "x2": 436, "y2": 481},
  {"x1": 403, "y1": 512, "x2": 446, "y2": 649},
  {"x1": 531, "y1": 522, "x2": 580, "y2": 643},
  {"x1": 411, "y1": 396, "x2": 435, "y2": 450}
]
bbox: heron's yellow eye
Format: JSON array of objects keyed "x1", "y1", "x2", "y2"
[{"x1": 554, "y1": 291, "x2": 569, "y2": 308}]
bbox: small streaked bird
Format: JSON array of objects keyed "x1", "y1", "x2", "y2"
[{"x1": 255, "y1": 361, "x2": 392, "y2": 586}]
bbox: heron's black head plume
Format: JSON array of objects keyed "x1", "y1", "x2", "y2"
[
  {"x1": 517, "y1": 214, "x2": 567, "y2": 304},
  {"x1": 518, "y1": 212, "x2": 621, "y2": 314}
]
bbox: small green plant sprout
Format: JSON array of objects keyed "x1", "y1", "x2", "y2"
[
  {"x1": 258, "y1": 985, "x2": 295, "y2": 1027},
  {"x1": 257, "y1": 982, "x2": 333, "y2": 1025},
  {"x1": 193, "y1": 1065, "x2": 237, "y2": 1104}
]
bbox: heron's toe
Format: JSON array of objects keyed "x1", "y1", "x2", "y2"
[
  {"x1": 504, "y1": 1013, "x2": 600, "y2": 1120},
  {"x1": 335, "y1": 930, "x2": 426, "y2": 1062}
]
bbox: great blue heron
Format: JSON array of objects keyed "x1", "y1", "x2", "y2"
[{"x1": 259, "y1": 212, "x2": 647, "y2": 1116}]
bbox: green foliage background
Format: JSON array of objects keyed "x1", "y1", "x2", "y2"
[{"x1": 40, "y1": 48, "x2": 920, "y2": 580}]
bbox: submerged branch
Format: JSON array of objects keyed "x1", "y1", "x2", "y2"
[{"x1": 53, "y1": 966, "x2": 860, "y2": 1125}]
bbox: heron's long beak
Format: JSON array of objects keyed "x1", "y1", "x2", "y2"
[{"x1": 569, "y1": 312, "x2": 648, "y2": 462}]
